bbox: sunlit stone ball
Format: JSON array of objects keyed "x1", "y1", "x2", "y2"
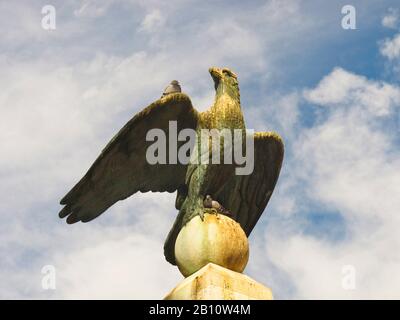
[{"x1": 174, "y1": 213, "x2": 249, "y2": 277}]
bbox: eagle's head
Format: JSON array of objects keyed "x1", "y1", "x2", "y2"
[
  {"x1": 209, "y1": 67, "x2": 238, "y2": 91},
  {"x1": 209, "y1": 67, "x2": 240, "y2": 102}
]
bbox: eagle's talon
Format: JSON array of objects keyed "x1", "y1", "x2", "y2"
[
  {"x1": 204, "y1": 208, "x2": 218, "y2": 216},
  {"x1": 199, "y1": 211, "x2": 205, "y2": 221}
]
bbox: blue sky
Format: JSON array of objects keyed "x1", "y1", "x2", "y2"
[{"x1": 1, "y1": 0, "x2": 400, "y2": 299}]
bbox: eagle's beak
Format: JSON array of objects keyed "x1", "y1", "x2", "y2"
[
  {"x1": 209, "y1": 67, "x2": 222, "y2": 79},
  {"x1": 209, "y1": 67, "x2": 223, "y2": 89}
]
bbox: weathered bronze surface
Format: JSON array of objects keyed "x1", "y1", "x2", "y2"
[{"x1": 59, "y1": 67, "x2": 284, "y2": 265}]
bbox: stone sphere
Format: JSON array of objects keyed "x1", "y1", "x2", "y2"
[{"x1": 174, "y1": 213, "x2": 249, "y2": 277}]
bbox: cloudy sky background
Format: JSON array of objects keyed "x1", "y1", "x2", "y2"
[{"x1": 1, "y1": 0, "x2": 400, "y2": 299}]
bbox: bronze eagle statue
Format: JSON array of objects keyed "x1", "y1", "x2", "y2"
[{"x1": 59, "y1": 67, "x2": 284, "y2": 265}]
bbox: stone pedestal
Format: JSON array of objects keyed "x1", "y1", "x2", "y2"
[{"x1": 164, "y1": 263, "x2": 273, "y2": 300}]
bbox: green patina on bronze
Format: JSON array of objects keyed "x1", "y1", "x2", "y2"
[{"x1": 59, "y1": 67, "x2": 284, "y2": 266}]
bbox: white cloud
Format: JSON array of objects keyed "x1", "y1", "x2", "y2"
[
  {"x1": 382, "y1": 8, "x2": 399, "y2": 29},
  {"x1": 304, "y1": 67, "x2": 400, "y2": 116},
  {"x1": 0, "y1": 2, "x2": 45, "y2": 47},
  {"x1": 55, "y1": 231, "x2": 182, "y2": 299},
  {"x1": 380, "y1": 33, "x2": 400, "y2": 60},
  {"x1": 138, "y1": 9, "x2": 166, "y2": 33},
  {"x1": 379, "y1": 9, "x2": 400, "y2": 75},
  {"x1": 74, "y1": 1, "x2": 109, "y2": 18}
]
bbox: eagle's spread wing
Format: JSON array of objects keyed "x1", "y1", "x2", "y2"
[
  {"x1": 217, "y1": 132, "x2": 284, "y2": 235},
  {"x1": 59, "y1": 93, "x2": 199, "y2": 224}
]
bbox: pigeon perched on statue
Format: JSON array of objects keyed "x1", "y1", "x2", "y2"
[
  {"x1": 162, "y1": 80, "x2": 181, "y2": 97},
  {"x1": 203, "y1": 195, "x2": 233, "y2": 217}
]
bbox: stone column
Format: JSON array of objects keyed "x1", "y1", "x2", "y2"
[{"x1": 164, "y1": 262, "x2": 273, "y2": 300}]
